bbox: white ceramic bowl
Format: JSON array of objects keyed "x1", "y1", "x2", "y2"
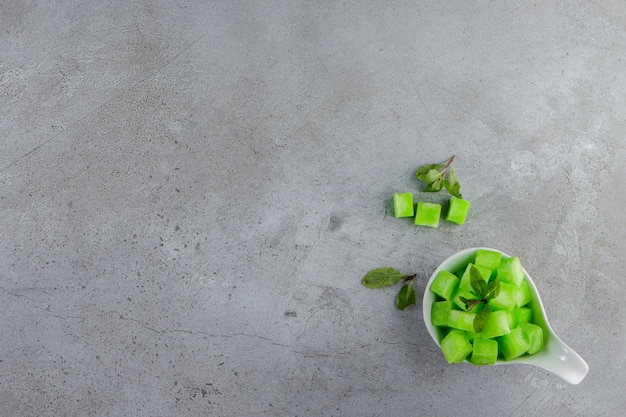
[{"x1": 422, "y1": 247, "x2": 589, "y2": 385}]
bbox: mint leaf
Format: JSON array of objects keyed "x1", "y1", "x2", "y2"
[
  {"x1": 362, "y1": 268, "x2": 417, "y2": 310},
  {"x1": 361, "y1": 267, "x2": 405, "y2": 288},
  {"x1": 474, "y1": 302, "x2": 491, "y2": 333},
  {"x1": 469, "y1": 265, "x2": 487, "y2": 298},
  {"x1": 395, "y1": 282, "x2": 416, "y2": 310},
  {"x1": 484, "y1": 276, "x2": 501, "y2": 300},
  {"x1": 423, "y1": 176, "x2": 444, "y2": 192},
  {"x1": 443, "y1": 166, "x2": 462, "y2": 198},
  {"x1": 416, "y1": 163, "x2": 444, "y2": 178},
  {"x1": 416, "y1": 165, "x2": 444, "y2": 184},
  {"x1": 415, "y1": 156, "x2": 462, "y2": 198},
  {"x1": 464, "y1": 266, "x2": 499, "y2": 331}
]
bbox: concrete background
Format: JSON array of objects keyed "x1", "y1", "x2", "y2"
[{"x1": 1, "y1": 1, "x2": 625, "y2": 416}]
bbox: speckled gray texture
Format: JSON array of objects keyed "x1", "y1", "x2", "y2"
[{"x1": 1, "y1": 1, "x2": 625, "y2": 416}]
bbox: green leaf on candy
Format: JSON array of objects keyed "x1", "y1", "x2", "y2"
[
  {"x1": 484, "y1": 276, "x2": 501, "y2": 299},
  {"x1": 361, "y1": 267, "x2": 405, "y2": 288},
  {"x1": 395, "y1": 282, "x2": 416, "y2": 310},
  {"x1": 463, "y1": 265, "x2": 500, "y2": 332},
  {"x1": 469, "y1": 265, "x2": 488, "y2": 298},
  {"x1": 474, "y1": 302, "x2": 492, "y2": 333}
]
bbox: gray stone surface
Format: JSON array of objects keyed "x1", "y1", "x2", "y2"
[{"x1": 1, "y1": 1, "x2": 625, "y2": 416}]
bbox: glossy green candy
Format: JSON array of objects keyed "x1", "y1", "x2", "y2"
[
  {"x1": 516, "y1": 279, "x2": 532, "y2": 307},
  {"x1": 431, "y1": 300, "x2": 453, "y2": 327},
  {"x1": 479, "y1": 310, "x2": 510, "y2": 339},
  {"x1": 393, "y1": 192, "x2": 414, "y2": 218},
  {"x1": 488, "y1": 282, "x2": 518, "y2": 311},
  {"x1": 519, "y1": 322, "x2": 544, "y2": 354},
  {"x1": 514, "y1": 307, "x2": 533, "y2": 325},
  {"x1": 440, "y1": 330, "x2": 473, "y2": 363},
  {"x1": 471, "y1": 338, "x2": 498, "y2": 366},
  {"x1": 499, "y1": 327, "x2": 530, "y2": 360},
  {"x1": 415, "y1": 202, "x2": 441, "y2": 228},
  {"x1": 504, "y1": 309, "x2": 516, "y2": 328},
  {"x1": 475, "y1": 249, "x2": 502, "y2": 271},
  {"x1": 447, "y1": 310, "x2": 477, "y2": 332},
  {"x1": 430, "y1": 270, "x2": 460, "y2": 300},
  {"x1": 498, "y1": 257, "x2": 525, "y2": 287},
  {"x1": 445, "y1": 197, "x2": 470, "y2": 225}
]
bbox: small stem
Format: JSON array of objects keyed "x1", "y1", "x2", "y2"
[
  {"x1": 403, "y1": 273, "x2": 417, "y2": 283},
  {"x1": 465, "y1": 299, "x2": 484, "y2": 311},
  {"x1": 442, "y1": 155, "x2": 455, "y2": 174}
]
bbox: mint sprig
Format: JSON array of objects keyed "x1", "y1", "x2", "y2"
[
  {"x1": 362, "y1": 268, "x2": 417, "y2": 310},
  {"x1": 459, "y1": 265, "x2": 501, "y2": 332},
  {"x1": 415, "y1": 155, "x2": 462, "y2": 198}
]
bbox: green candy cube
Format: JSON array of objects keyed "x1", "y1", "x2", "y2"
[
  {"x1": 498, "y1": 327, "x2": 530, "y2": 360},
  {"x1": 487, "y1": 282, "x2": 518, "y2": 312},
  {"x1": 445, "y1": 197, "x2": 470, "y2": 225},
  {"x1": 513, "y1": 307, "x2": 533, "y2": 325},
  {"x1": 431, "y1": 300, "x2": 453, "y2": 327},
  {"x1": 465, "y1": 330, "x2": 481, "y2": 340},
  {"x1": 440, "y1": 330, "x2": 473, "y2": 364},
  {"x1": 414, "y1": 202, "x2": 442, "y2": 228},
  {"x1": 430, "y1": 270, "x2": 460, "y2": 300},
  {"x1": 447, "y1": 310, "x2": 477, "y2": 332},
  {"x1": 479, "y1": 310, "x2": 510, "y2": 339},
  {"x1": 459, "y1": 263, "x2": 492, "y2": 293},
  {"x1": 393, "y1": 192, "x2": 414, "y2": 218},
  {"x1": 498, "y1": 257, "x2": 525, "y2": 287},
  {"x1": 474, "y1": 249, "x2": 502, "y2": 271},
  {"x1": 504, "y1": 309, "x2": 517, "y2": 328},
  {"x1": 516, "y1": 279, "x2": 532, "y2": 307},
  {"x1": 519, "y1": 322, "x2": 544, "y2": 354},
  {"x1": 470, "y1": 338, "x2": 498, "y2": 366}
]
